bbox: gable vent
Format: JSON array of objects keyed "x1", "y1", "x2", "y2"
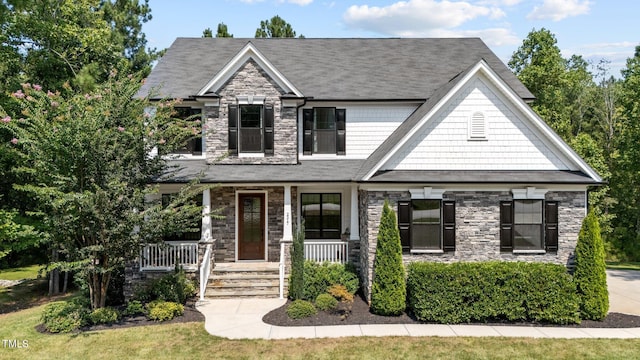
[{"x1": 469, "y1": 112, "x2": 487, "y2": 140}]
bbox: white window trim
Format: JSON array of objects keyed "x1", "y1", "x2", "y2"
[
  {"x1": 512, "y1": 187, "x2": 548, "y2": 200},
  {"x1": 236, "y1": 95, "x2": 265, "y2": 105},
  {"x1": 409, "y1": 187, "x2": 445, "y2": 200}
]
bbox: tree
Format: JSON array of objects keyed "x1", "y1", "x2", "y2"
[
  {"x1": 202, "y1": 28, "x2": 213, "y2": 38},
  {"x1": 574, "y1": 211, "x2": 609, "y2": 320},
  {"x1": 255, "y1": 15, "x2": 303, "y2": 38},
  {"x1": 370, "y1": 201, "x2": 406, "y2": 316},
  {"x1": 3, "y1": 0, "x2": 157, "y2": 93},
  {"x1": 0, "y1": 71, "x2": 209, "y2": 308},
  {"x1": 288, "y1": 222, "x2": 305, "y2": 300},
  {"x1": 216, "y1": 22, "x2": 233, "y2": 38},
  {"x1": 509, "y1": 28, "x2": 595, "y2": 140}
]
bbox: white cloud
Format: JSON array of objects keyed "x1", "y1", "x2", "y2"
[
  {"x1": 478, "y1": 0, "x2": 522, "y2": 6},
  {"x1": 400, "y1": 27, "x2": 519, "y2": 47},
  {"x1": 343, "y1": 0, "x2": 503, "y2": 35},
  {"x1": 527, "y1": 0, "x2": 591, "y2": 21}
]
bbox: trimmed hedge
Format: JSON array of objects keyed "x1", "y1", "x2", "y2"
[
  {"x1": 286, "y1": 300, "x2": 317, "y2": 319},
  {"x1": 407, "y1": 262, "x2": 580, "y2": 324},
  {"x1": 370, "y1": 200, "x2": 406, "y2": 316},
  {"x1": 574, "y1": 211, "x2": 609, "y2": 320},
  {"x1": 302, "y1": 261, "x2": 359, "y2": 301},
  {"x1": 41, "y1": 300, "x2": 90, "y2": 333},
  {"x1": 288, "y1": 223, "x2": 305, "y2": 300},
  {"x1": 146, "y1": 300, "x2": 184, "y2": 321}
]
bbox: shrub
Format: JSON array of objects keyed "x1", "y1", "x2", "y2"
[
  {"x1": 327, "y1": 284, "x2": 354, "y2": 303},
  {"x1": 315, "y1": 293, "x2": 338, "y2": 311},
  {"x1": 302, "y1": 261, "x2": 359, "y2": 301},
  {"x1": 123, "y1": 300, "x2": 146, "y2": 316},
  {"x1": 146, "y1": 300, "x2": 184, "y2": 321},
  {"x1": 370, "y1": 200, "x2": 406, "y2": 316},
  {"x1": 41, "y1": 300, "x2": 90, "y2": 333},
  {"x1": 289, "y1": 223, "x2": 305, "y2": 300},
  {"x1": 286, "y1": 300, "x2": 317, "y2": 319},
  {"x1": 133, "y1": 268, "x2": 196, "y2": 304},
  {"x1": 574, "y1": 211, "x2": 609, "y2": 320},
  {"x1": 406, "y1": 261, "x2": 580, "y2": 324},
  {"x1": 89, "y1": 307, "x2": 120, "y2": 325}
]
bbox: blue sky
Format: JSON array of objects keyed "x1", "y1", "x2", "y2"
[{"x1": 143, "y1": 0, "x2": 637, "y2": 77}]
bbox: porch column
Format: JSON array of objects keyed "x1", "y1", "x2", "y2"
[
  {"x1": 201, "y1": 188, "x2": 213, "y2": 242},
  {"x1": 283, "y1": 185, "x2": 293, "y2": 241},
  {"x1": 350, "y1": 184, "x2": 360, "y2": 241}
]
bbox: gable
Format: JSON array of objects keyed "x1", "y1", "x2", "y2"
[
  {"x1": 382, "y1": 75, "x2": 570, "y2": 171},
  {"x1": 363, "y1": 60, "x2": 601, "y2": 183}
]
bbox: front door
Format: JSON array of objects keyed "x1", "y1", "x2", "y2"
[{"x1": 238, "y1": 193, "x2": 265, "y2": 260}]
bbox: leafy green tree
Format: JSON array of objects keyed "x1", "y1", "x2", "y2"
[
  {"x1": 3, "y1": 0, "x2": 157, "y2": 93},
  {"x1": 0, "y1": 71, "x2": 210, "y2": 308},
  {"x1": 574, "y1": 211, "x2": 609, "y2": 320},
  {"x1": 216, "y1": 22, "x2": 233, "y2": 38},
  {"x1": 370, "y1": 201, "x2": 406, "y2": 316},
  {"x1": 255, "y1": 15, "x2": 303, "y2": 38},
  {"x1": 202, "y1": 28, "x2": 213, "y2": 38},
  {"x1": 610, "y1": 45, "x2": 640, "y2": 261},
  {"x1": 0, "y1": 210, "x2": 40, "y2": 261}
]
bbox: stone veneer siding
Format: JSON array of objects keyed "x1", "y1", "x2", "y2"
[
  {"x1": 210, "y1": 186, "x2": 297, "y2": 263},
  {"x1": 359, "y1": 190, "x2": 585, "y2": 301},
  {"x1": 205, "y1": 59, "x2": 297, "y2": 165}
]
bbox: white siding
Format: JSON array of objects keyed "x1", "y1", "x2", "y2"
[
  {"x1": 383, "y1": 76, "x2": 570, "y2": 171},
  {"x1": 300, "y1": 104, "x2": 417, "y2": 159}
]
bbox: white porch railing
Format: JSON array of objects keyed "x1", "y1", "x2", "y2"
[
  {"x1": 304, "y1": 240, "x2": 349, "y2": 264},
  {"x1": 140, "y1": 241, "x2": 199, "y2": 271},
  {"x1": 199, "y1": 244, "x2": 212, "y2": 300}
]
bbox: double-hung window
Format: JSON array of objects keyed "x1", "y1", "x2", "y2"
[
  {"x1": 398, "y1": 200, "x2": 455, "y2": 253},
  {"x1": 500, "y1": 200, "x2": 558, "y2": 252},
  {"x1": 228, "y1": 104, "x2": 274, "y2": 155},
  {"x1": 301, "y1": 193, "x2": 341, "y2": 239},
  {"x1": 173, "y1": 107, "x2": 203, "y2": 156},
  {"x1": 302, "y1": 108, "x2": 346, "y2": 155}
]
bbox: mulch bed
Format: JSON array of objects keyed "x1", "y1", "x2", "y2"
[{"x1": 263, "y1": 293, "x2": 640, "y2": 328}]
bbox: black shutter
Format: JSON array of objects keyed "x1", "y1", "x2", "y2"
[
  {"x1": 443, "y1": 200, "x2": 456, "y2": 252},
  {"x1": 303, "y1": 109, "x2": 313, "y2": 155},
  {"x1": 398, "y1": 201, "x2": 411, "y2": 252},
  {"x1": 336, "y1": 108, "x2": 346, "y2": 155},
  {"x1": 545, "y1": 201, "x2": 559, "y2": 252},
  {"x1": 500, "y1": 201, "x2": 513, "y2": 252},
  {"x1": 228, "y1": 105, "x2": 238, "y2": 155},
  {"x1": 264, "y1": 104, "x2": 274, "y2": 155}
]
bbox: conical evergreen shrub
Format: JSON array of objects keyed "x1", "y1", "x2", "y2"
[
  {"x1": 574, "y1": 211, "x2": 609, "y2": 320},
  {"x1": 370, "y1": 200, "x2": 406, "y2": 315}
]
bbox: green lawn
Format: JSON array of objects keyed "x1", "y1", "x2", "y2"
[
  {"x1": 606, "y1": 262, "x2": 640, "y2": 271},
  {"x1": 0, "y1": 264, "x2": 43, "y2": 281},
  {"x1": 0, "y1": 303, "x2": 639, "y2": 360}
]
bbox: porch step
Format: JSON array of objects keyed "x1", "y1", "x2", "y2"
[{"x1": 206, "y1": 262, "x2": 282, "y2": 299}]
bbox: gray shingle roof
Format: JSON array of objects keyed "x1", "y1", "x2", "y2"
[
  {"x1": 138, "y1": 38, "x2": 533, "y2": 101},
  {"x1": 161, "y1": 160, "x2": 366, "y2": 183}
]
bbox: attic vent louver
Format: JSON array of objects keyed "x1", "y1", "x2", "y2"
[{"x1": 468, "y1": 112, "x2": 487, "y2": 140}]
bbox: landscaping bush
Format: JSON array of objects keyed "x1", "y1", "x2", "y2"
[
  {"x1": 289, "y1": 223, "x2": 305, "y2": 300},
  {"x1": 315, "y1": 293, "x2": 338, "y2": 311},
  {"x1": 302, "y1": 261, "x2": 359, "y2": 301},
  {"x1": 146, "y1": 300, "x2": 184, "y2": 321},
  {"x1": 41, "y1": 299, "x2": 90, "y2": 333},
  {"x1": 370, "y1": 200, "x2": 406, "y2": 316},
  {"x1": 123, "y1": 300, "x2": 146, "y2": 316},
  {"x1": 574, "y1": 211, "x2": 609, "y2": 320},
  {"x1": 89, "y1": 307, "x2": 120, "y2": 325},
  {"x1": 406, "y1": 261, "x2": 580, "y2": 324},
  {"x1": 286, "y1": 300, "x2": 317, "y2": 319},
  {"x1": 133, "y1": 268, "x2": 196, "y2": 304},
  {"x1": 327, "y1": 284, "x2": 354, "y2": 303}
]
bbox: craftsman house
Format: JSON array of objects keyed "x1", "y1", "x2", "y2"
[{"x1": 129, "y1": 38, "x2": 601, "y2": 301}]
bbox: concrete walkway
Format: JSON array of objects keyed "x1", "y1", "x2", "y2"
[{"x1": 196, "y1": 270, "x2": 640, "y2": 340}]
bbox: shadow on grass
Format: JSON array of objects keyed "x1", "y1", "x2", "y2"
[{"x1": 0, "y1": 278, "x2": 62, "y2": 314}]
